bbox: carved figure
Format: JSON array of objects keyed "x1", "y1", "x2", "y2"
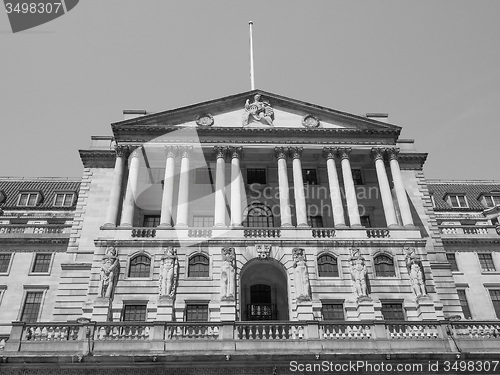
[
  {"x1": 349, "y1": 248, "x2": 370, "y2": 299},
  {"x1": 159, "y1": 247, "x2": 179, "y2": 298},
  {"x1": 405, "y1": 247, "x2": 427, "y2": 297},
  {"x1": 221, "y1": 247, "x2": 236, "y2": 300},
  {"x1": 98, "y1": 247, "x2": 120, "y2": 299},
  {"x1": 242, "y1": 94, "x2": 274, "y2": 126},
  {"x1": 293, "y1": 248, "x2": 311, "y2": 302},
  {"x1": 255, "y1": 244, "x2": 271, "y2": 259}
]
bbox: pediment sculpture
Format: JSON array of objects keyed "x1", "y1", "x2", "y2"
[{"x1": 242, "y1": 94, "x2": 274, "y2": 126}]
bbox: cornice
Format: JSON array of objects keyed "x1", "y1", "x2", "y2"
[
  {"x1": 79, "y1": 149, "x2": 116, "y2": 168},
  {"x1": 398, "y1": 153, "x2": 428, "y2": 170},
  {"x1": 0, "y1": 238, "x2": 69, "y2": 246},
  {"x1": 441, "y1": 238, "x2": 500, "y2": 245}
]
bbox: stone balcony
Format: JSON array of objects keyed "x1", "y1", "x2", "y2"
[
  {"x1": 0, "y1": 224, "x2": 72, "y2": 239},
  {"x1": 438, "y1": 225, "x2": 499, "y2": 241}
]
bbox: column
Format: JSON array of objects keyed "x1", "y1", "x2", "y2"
[
  {"x1": 159, "y1": 146, "x2": 177, "y2": 227},
  {"x1": 175, "y1": 146, "x2": 192, "y2": 228},
  {"x1": 214, "y1": 146, "x2": 228, "y2": 227},
  {"x1": 388, "y1": 148, "x2": 414, "y2": 226},
  {"x1": 323, "y1": 147, "x2": 346, "y2": 227},
  {"x1": 290, "y1": 147, "x2": 308, "y2": 227},
  {"x1": 120, "y1": 147, "x2": 141, "y2": 227},
  {"x1": 275, "y1": 147, "x2": 292, "y2": 227},
  {"x1": 371, "y1": 147, "x2": 398, "y2": 227},
  {"x1": 103, "y1": 146, "x2": 127, "y2": 227},
  {"x1": 338, "y1": 148, "x2": 361, "y2": 227},
  {"x1": 229, "y1": 146, "x2": 244, "y2": 227}
]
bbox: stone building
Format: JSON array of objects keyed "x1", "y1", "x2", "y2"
[{"x1": 0, "y1": 90, "x2": 499, "y2": 374}]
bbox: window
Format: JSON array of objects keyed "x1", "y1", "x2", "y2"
[
  {"x1": 188, "y1": 254, "x2": 209, "y2": 277},
  {"x1": 0, "y1": 253, "x2": 12, "y2": 273},
  {"x1": 244, "y1": 204, "x2": 274, "y2": 227},
  {"x1": 122, "y1": 305, "x2": 147, "y2": 321},
  {"x1": 21, "y1": 292, "x2": 43, "y2": 322},
  {"x1": 143, "y1": 215, "x2": 160, "y2": 227},
  {"x1": 31, "y1": 253, "x2": 52, "y2": 273},
  {"x1": 185, "y1": 304, "x2": 209, "y2": 321},
  {"x1": 193, "y1": 216, "x2": 214, "y2": 227},
  {"x1": 317, "y1": 254, "x2": 339, "y2": 277},
  {"x1": 247, "y1": 169, "x2": 266, "y2": 185},
  {"x1": 352, "y1": 169, "x2": 363, "y2": 185},
  {"x1": 195, "y1": 167, "x2": 213, "y2": 185},
  {"x1": 128, "y1": 255, "x2": 151, "y2": 278},
  {"x1": 302, "y1": 169, "x2": 318, "y2": 185},
  {"x1": 381, "y1": 302, "x2": 404, "y2": 321},
  {"x1": 489, "y1": 290, "x2": 500, "y2": 319},
  {"x1": 457, "y1": 289, "x2": 471, "y2": 319},
  {"x1": 483, "y1": 195, "x2": 500, "y2": 208},
  {"x1": 54, "y1": 193, "x2": 74, "y2": 207},
  {"x1": 374, "y1": 254, "x2": 395, "y2": 277},
  {"x1": 478, "y1": 253, "x2": 496, "y2": 272},
  {"x1": 308, "y1": 215, "x2": 323, "y2": 228},
  {"x1": 430, "y1": 194, "x2": 436, "y2": 208},
  {"x1": 446, "y1": 253, "x2": 458, "y2": 272},
  {"x1": 322, "y1": 303, "x2": 344, "y2": 320},
  {"x1": 447, "y1": 194, "x2": 468, "y2": 208},
  {"x1": 17, "y1": 193, "x2": 39, "y2": 207},
  {"x1": 360, "y1": 216, "x2": 371, "y2": 228}
]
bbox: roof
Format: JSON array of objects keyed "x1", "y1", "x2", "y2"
[
  {"x1": 0, "y1": 177, "x2": 81, "y2": 210},
  {"x1": 427, "y1": 180, "x2": 500, "y2": 211}
]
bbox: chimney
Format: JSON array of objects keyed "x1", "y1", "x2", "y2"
[
  {"x1": 365, "y1": 113, "x2": 388, "y2": 123},
  {"x1": 123, "y1": 110, "x2": 147, "y2": 120}
]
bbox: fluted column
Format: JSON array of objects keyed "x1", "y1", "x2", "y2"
[
  {"x1": 323, "y1": 148, "x2": 346, "y2": 227},
  {"x1": 371, "y1": 148, "x2": 398, "y2": 227},
  {"x1": 159, "y1": 146, "x2": 177, "y2": 227},
  {"x1": 338, "y1": 148, "x2": 361, "y2": 227},
  {"x1": 103, "y1": 146, "x2": 128, "y2": 227},
  {"x1": 275, "y1": 147, "x2": 292, "y2": 227},
  {"x1": 214, "y1": 146, "x2": 228, "y2": 227},
  {"x1": 290, "y1": 147, "x2": 308, "y2": 227},
  {"x1": 229, "y1": 147, "x2": 244, "y2": 227},
  {"x1": 120, "y1": 147, "x2": 141, "y2": 227},
  {"x1": 388, "y1": 148, "x2": 414, "y2": 226},
  {"x1": 175, "y1": 146, "x2": 192, "y2": 228}
]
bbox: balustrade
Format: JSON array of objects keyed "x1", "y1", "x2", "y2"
[
  {"x1": 94, "y1": 323, "x2": 151, "y2": 340},
  {"x1": 451, "y1": 322, "x2": 500, "y2": 338},
  {"x1": 320, "y1": 323, "x2": 372, "y2": 339},
  {"x1": 0, "y1": 225, "x2": 71, "y2": 234},
  {"x1": 243, "y1": 228, "x2": 281, "y2": 238},
  {"x1": 366, "y1": 229, "x2": 390, "y2": 238},
  {"x1": 188, "y1": 229, "x2": 213, "y2": 238},
  {"x1": 235, "y1": 322, "x2": 304, "y2": 340},
  {"x1": 312, "y1": 229, "x2": 335, "y2": 238},
  {"x1": 165, "y1": 323, "x2": 220, "y2": 340},
  {"x1": 131, "y1": 228, "x2": 156, "y2": 238},
  {"x1": 386, "y1": 323, "x2": 440, "y2": 339},
  {"x1": 22, "y1": 324, "x2": 79, "y2": 341}
]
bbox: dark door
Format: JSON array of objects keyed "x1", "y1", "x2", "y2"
[{"x1": 248, "y1": 284, "x2": 277, "y2": 320}]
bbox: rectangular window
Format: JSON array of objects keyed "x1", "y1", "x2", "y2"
[
  {"x1": 381, "y1": 302, "x2": 404, "y2": 321},
  {"x1": 54, "y1": 193, "x2": 74, "y2": 207},
  {"x1": 446, "y1": 253, "x2": 458, "y2": 272},
  {"x1": 308, "y1": 215, "x2": 323, "y2": 228},
  {"x1": 21, "y1": 292, "x2": 43, "y2": 322},
  {"x1": 18, "y1": 193, "x2": 39, "y2": 207},
  {"x1": 247, "y1": 169, "x2": 266, "y2": 185},
  {"x1": 478, "y1": 253, "x2": 496, "y2": 272},
  {"x1": 352, "y1": 169, "x2": 363, "y2": 185},
  {"x1": 185, "y1": 304, "x2": 209, "y2": 321},
  {"x1": 457, "y1": 289, "x2": 471, "y2": 319},
  {"x1": 448, "y1": 195, "x2": 468, "y2": 208},
  {"x1": 302, "y1": 169, "x2": 318, "y2": 185},
  {"x1": 430, "y1": 194, "x2": 436, "y2": 208},
  {"x1": 195, "y1": 167, "x2": 213, "y2": 185},
  {"x1": 0, "y1": 253, "x2": 12, "y2": 273},
  {"x1": 360, "y1": 216, "x2": 371, "y2": 228},
  {"x1": 122, "y1": 305, "x2": 147, "y2": 321},
  {"x1": 489, "y1": 290, "x2": 500, "y2": 319},
  {"x1": 322, "y1": 303, "x2": 344, "y2": 320},
  {"x1": 143, "y1": 215, "x2": 160, "y2": 227},
  {"x1": 483, "y1": 195, "x2": 500, "y2": 207},
  {"x1": 31, "y1": 253, "x2": 52, "y2": 273},
  {"x1": 193, "y1": 216, "x2": 214, "y2": 227}
]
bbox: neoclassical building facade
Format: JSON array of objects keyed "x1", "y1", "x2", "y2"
[{"x1": 1, "y1": 90, "x2": 499, "y2": 374}]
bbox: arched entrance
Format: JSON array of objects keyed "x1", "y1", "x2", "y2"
[{"x1": 240, "y1": 259, "x2": 289, "y2": 321}]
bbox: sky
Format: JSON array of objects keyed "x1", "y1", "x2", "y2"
[{"x1": 1, "y1": 0, "x2": 500, "y2": 180}]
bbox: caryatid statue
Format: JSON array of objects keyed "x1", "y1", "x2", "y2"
[
  {"x1": 404, "y1": 247, "x2": 427, "y2": 297},
  {"x1": 292, "y1": 248, "x2": 311, "y2": 302},
  {"x1": 349, "y1": 248, "x2": 370, "y2": 300},
  {"x1": 242, "y1": 94, "x2": 274, "y2": 126},
  {"x1": 159, "y1": 247, "x2": 179, "y2": 299},
  {"x1": 98, "y1": 246, "x2": 120, "y2": 299},
  {"x1": 220, "y1": 247, "x2": 236, "y2": 301}
]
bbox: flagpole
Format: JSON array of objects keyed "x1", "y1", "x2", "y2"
[{"x1": 249, "y1": 21, "x2": 255, "y2": 90}]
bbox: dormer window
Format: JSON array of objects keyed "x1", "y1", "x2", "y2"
[
  {"x1": 17, "y1": 193, "x2": 40, "y2": 207},
  {"x1": 446, "y1": 194, "x2": 468, "y2": 208},
  {"x1": 482, "y1": 195, "x2": 500, "y2": 208},
  {"x1": 54, "y1": 193, "x2": 75, "y2": 207}
]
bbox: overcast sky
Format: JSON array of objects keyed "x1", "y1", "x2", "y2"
[{"x1": 1, "y1": 0, "x2": 500, "y2": 180}]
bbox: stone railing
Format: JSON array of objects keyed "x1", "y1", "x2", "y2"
[
  {"x1": 0, "y1": 224, "x2": 71, "y2": 235},
  {"x1": 439, "y1": 225, "x2": 497, "y2": 236},
  {"x1": 312, "y1": 228, "x2": 335, "y2": 238},
  {"x1": 450, "y1": 322, "x2": 500, "y2": 338},
  {"x1": 320, "y1": 323, "x2": 372, "y2": 339},
  {"x1": 94, "y1": 322, "x2": 152, "y2": 340},
  {"x1": 131, "y1": 228, "x2": 156, "y2": 238},
  {"x1": 21, "y1": 323, "x2": 80, "y2": 341},
  {"x1": 244, "y1": 228, "x2": 281, "y2": 238},
  {"x1": 188, "y1": 228, "x2": 213, "y2": 238},
  {"x1": 366, "y1": 229, "x2": 390, "y2": 238},
  {"x1": 165, "y1": 323, "x2": 220, "y2": 340},
  {"x1": 386, "y1": 323, "x2": 440, "y2": 339},
  {"x1": 235, "y1": 322, "x2": 305, "y2": 340}
]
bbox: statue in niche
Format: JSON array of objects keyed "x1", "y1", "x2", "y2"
[
  {"x1": 405, "y1": 247, "x2": 427, "y2": 297},
  {"x1": 98, "y1": 247, "x2": 120, "y2": 299},
  {"x1": 221, "y1": 247, "x2": 236, "y2": 301},
  {"x1": 242, "y1": 94, "x2": 274, "y2": 126},
  {"x1": 349, "y1": 248, "x2": 370, "y2": 300},
  {"x1": 293, "y1": 248, "x2": 311, "y2": 302},
  {"x1": 159, "y1": 247, "x2": 179, "y2": 299}
]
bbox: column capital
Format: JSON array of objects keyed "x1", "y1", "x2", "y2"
[
  {"x1": 337, "y1": 147, "x2": 352, "y2": 160},
  {"x1": 288, "y1": 146, "x2": 303, "y2": 159},
  {"x1": 115, "y1": 146, "x2": 129, "y2": 158},
  {"x1": 228, "y1": 146, "x2": 243, "y2": 159},
  {"x1": 387, "y1": 148, "x2": 400, "y2": 161},
  {"x1": 274, "y1": 146, "x2": 288, "y2": 160},
  {"x1": 129, "y1": 147, "x2": 142, "y2": 159},
  {"x1": 214, "y1": 146, "x2": 229, "y2": 160},
  {"x1": 164, "y1": 145, "x2": 178, "y2": 158},
  {"x1": 179, "y1": 145, "x2": 193, "y2": 159},
  {"x1": 371, "y1": 147, "x2": 387, "y2": 161},
  {"x1": 323, "y1": 147, "x2": 337, "y2": 160}
]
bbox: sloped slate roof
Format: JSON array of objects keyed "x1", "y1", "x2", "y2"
[
  {"x1": 0, "y1": 178, "x2": 81, "y2": 210},
  {"x1": 427, "y1": 181, "x2": 500, "y2": 211}
]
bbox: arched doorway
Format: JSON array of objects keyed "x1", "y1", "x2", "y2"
[{"x1": 240, "y1": 259, "x2": 289, "y2": 321}]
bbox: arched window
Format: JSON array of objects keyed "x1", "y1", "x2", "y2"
[
  {"x1": 243, "y1": 203, "x2": 274, "y2": 227},
  {"x1": 188, "y1": 254, "x2": 209, "y2": 277},
  {"x1": 374, "y1": 254, "x2": 395, "y2": 277},
  {"x1": 317, "y1": 254, "x2": 339, "y2": 277},
  {"x1": 128, "y1": 254, "x2": 151, "y2": 278}
]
